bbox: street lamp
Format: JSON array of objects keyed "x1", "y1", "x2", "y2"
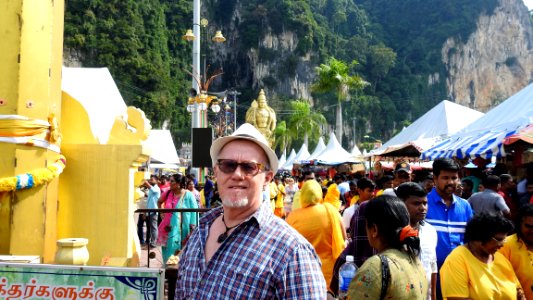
[
  {"x1": 183, "y1": 0, "x2": 226, "y2": 181},
  {"x1": 183, "y1": 16, "x2": 226, "y2": 128}
]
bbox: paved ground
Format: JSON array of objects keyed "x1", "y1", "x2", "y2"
[{"x1": 139, "y1": 244, "x2": 164, "y2": 269}]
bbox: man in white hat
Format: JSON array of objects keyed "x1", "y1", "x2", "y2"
[{"x1": 175, "y1": 123, "x2": 326, "y2": 299}]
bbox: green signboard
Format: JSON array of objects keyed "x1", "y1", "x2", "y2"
[{"x1": 0, "y1": 263, "x2": 164, "y2": 299}]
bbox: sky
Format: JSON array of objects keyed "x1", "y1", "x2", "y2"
[{"x1": 524, "y1": 0, "x2": 533, "y2": 10}]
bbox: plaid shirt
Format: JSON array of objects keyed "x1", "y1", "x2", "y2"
[{"x1": 175, "y1": 200, "x2": 326, "y2": 299}]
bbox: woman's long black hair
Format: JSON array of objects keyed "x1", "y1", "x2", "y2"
[{"x1": 364, "y1": 195, "x2": 421, "y2": 259}]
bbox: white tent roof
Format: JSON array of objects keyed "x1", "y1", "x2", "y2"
[
  {"x1": 423, "y1": 83, "x2": 533, "y2": 160},
  {"x1": 315, "y1": 132, "x2": 359, "y2": 165},
  {"x1": 351, "y1": 144, "x2": 362, "y2": 156},
  {"x1": 62, "y1": 67, "x2": 128, "y2": 144},
  {"x1": 278, "y1": 149, "x2": 287, "y2": 169},
  {"x1": 144, "y1": 129, "x2": 180, "y2": 165},
  {"x1": 374, "y1": 100, "x2": 484, "y2": 156},
  {"x1": 280, "y1": 149, "x2": 297, "y2": 170},
  {"x1": 308, "y1": 137, "x2": 327, "y2": 160},
  {"x1": 292, "y1": 143, "x2": 311, "y2": 164}
]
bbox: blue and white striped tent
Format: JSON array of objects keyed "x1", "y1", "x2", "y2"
[{"x1": 422, "y1": 82, "x2": 533, "y2": 160}]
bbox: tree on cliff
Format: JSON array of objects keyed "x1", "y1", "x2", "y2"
[
  {"x1": 312, "y1": 57, "x2": 367, "y2": 145},
  {"x1": 273, "y1": 99, "x2": 326, "y2": 154}
]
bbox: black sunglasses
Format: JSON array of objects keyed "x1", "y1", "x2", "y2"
[{"x1": 217, "y1": 159, "x2": 266, "y2": 176}]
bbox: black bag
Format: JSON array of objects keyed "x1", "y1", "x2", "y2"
[{"x1": 379, "y1": 254, "x2": 391, "y2": 300}]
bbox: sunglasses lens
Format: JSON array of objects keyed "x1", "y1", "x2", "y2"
[
  {"x1": 219, "y1": 160, "x2": 238, "y2": 173},
  {"x1": 218, "y1": 160, "x2": 263, "y2": 175},
  {"x1": 241, "y1": 162, "x2": 258, "y2": 175}
]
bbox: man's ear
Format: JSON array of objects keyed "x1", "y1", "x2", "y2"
[{"x1": 264, "y1": 170, "x2": 274, "y2": 184}]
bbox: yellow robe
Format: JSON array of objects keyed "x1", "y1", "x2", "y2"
[{"x1": 286, "y1": 180, "x2": 345, "y2": 288}]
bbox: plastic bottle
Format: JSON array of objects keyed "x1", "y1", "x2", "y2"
[{"x1": 338, "y1": 255, "x2": 357, "y2": 300}]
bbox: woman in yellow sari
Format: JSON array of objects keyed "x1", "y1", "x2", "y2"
[{"x1": 286, "y1": 180, "x2": 346, "y2": 289}]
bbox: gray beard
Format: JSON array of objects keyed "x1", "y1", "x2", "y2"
[{"x1": 222, "y1": 197, "x2": 249, "y2": 208}]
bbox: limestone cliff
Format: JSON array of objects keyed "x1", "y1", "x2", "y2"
[{"x1": 442, "y1": 0, "x2": 533, "y2": 112}]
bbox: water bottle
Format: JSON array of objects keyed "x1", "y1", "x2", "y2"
[{"x1": 338, "y1": 255, "x2": 357, "y2": 299}]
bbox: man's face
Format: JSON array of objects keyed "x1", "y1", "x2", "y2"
[
  {"x1": 149, "y1": 177, "x2": 157, "y2": 185},
  {"x1": 434, "y1": 170, "x2": 460, "y2": 197},
  {"x1": 404, "y1": 196, "x2": 428, "y2": 225},
  {"x1": 357, "y1": 187, "x2": 375, "y2": 202},
  {"x1": 520, "y1": 216, "x2": 533, "y2": 246},
  {"x1": 382, "y1": 180, "x2": 393, "y2": 190},
  {"x1": 214, "y1": 140, "x2": 273, "y2": 209},
  {"x1": 502, "y1": 179, "x2": 515, "y2": 191},
  {"x1": 394, "y1": 171, "x2": 411, "y2": 186},
  {"x1": 423, "y1": 179, "x2": 434, "y2": 193}
]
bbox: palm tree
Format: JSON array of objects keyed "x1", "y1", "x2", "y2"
[
  {"x1": 287, "y1": 100, "x2": 326, "y2": 148},
  {"x1": 312, "y1": 57, "x2": 368, "y2": 145},
  {"x1": 273, "y1": 121, "x2": 291, "y2": 155},
  {"x1": 273, "y1": 100, "x2": 327, "y2": 154}
]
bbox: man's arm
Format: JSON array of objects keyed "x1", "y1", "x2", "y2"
[{"x1": 278, "y1": 245, "x2": 326, "y2": 299}]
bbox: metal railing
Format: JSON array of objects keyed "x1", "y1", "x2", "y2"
[{"x1": 134, "y1": 208, "x2": 211, "y2": 268}]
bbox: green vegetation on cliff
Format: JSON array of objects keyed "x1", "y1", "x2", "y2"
[{"x1": 63, "y1": 0, "x2": 500, "y2": 148}]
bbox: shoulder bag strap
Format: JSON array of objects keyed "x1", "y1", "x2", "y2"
[{"x1": 379, "y1": 254, "x2": 391, "y2": 300}]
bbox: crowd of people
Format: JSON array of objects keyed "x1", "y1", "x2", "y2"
[{"x1": 138, "y1": 123, "x2": 533, "y2": 299}]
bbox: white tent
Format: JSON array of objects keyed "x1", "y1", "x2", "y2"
[
  {"x1": 308, "y1": 137, "x2": 327, "y2": 160},
  {"x1": 315, "y1": 132, "x2": 360, "y2": 165},
  {"x1": 278, "y1": 149, "x2": 287, "y2": 169},
  {"x1": 144, "y1": 130, "x2": 180, "y2": 168},
  {"x1": 280, "y1": 149, "x2": 297, "y2": 170},
  {"x1": 423, "y1": 83, "x2": 533, "y2": 160},
  {"x1": 374, "y1": 100, "x2": 484, "y2": 157},
  {"x1": 292, "y1": 143, "x2": 311, "y2": 164},
  {"x1": 61, "y1": 67, "x2": 128, "y2": 144},
  {"x1": 351, "y1": 144, "x2": 362, "y2": 156}
]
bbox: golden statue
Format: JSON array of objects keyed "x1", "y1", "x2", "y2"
[{"x1": 245, "y1": 89, "x2": 276, "y2": 146}]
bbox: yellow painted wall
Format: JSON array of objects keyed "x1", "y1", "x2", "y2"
[
  {"x1": 58, "y1": 144, "x2": 147, "y2": 266},
  {"x1": 0, "y1": 0, "x2": 64, "y2": 262}
]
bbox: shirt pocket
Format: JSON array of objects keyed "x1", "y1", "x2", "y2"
[{"x1": 214, "y1": 267, "x2": 273, "y2": 299}]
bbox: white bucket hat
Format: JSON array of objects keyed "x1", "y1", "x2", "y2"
[{"x1": 210, "y1": 123, "x2": 278, "y2": 174}]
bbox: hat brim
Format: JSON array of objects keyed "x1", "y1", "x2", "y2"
[
  {"x1": 395, "y1": 168, "x2": 410, "y2": 173},
  {"x1": 210, "y1": 135, "x2": 279, "y2": 174}
]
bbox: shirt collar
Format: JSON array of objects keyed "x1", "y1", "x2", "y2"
[
  {"x1": 429, "y1": 188, "x2": 461, "y2": 204},
  {"x1": 199, "y1": 199, "x2": 269, "y2": 229}
]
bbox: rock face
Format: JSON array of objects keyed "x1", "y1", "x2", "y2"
[
  {"x1": 247, "y1": 31, "x2": 314, "y2": 100},
  {"x1": 442, "y1": 0, "x2": 533, "y2": 112}
]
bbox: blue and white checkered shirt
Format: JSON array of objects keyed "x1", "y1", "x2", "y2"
[{"x1": 175, "y1": 201, "x2": 326, "y2": 299}]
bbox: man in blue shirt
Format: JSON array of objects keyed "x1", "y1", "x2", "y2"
[
  {"x1": 141, "y1": 175, "x2": 161, "y2": 248},
  {"x1": 426, "y1": 158, "x2": 473, "y2": 299}
]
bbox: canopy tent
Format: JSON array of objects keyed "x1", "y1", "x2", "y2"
[
  {"x1": 61, "y1": 67, "x2": 128, "y2": 144},
  {"x1": 307, "y1": 137, "x2": 326, "y2": 160},
  {"x1": 351, "y1": 144, "x2": 362, "y2": 156},
  {"x1": 373, "y1": 100, "x2": 484, "y2": 157},
  {"x1": 278, "y1": 149, "x2": 287, "y2": 169},
  {"x1": 292, "y1": 143, "x2": 311, "y2": 164},
  {"x1": 282, "y1": 144, "x2": 310, "y2": 170},
  {"x1": 315, "y1": 132, "x2": 362, "y2": 165},
  {"x1": 144, "y1": 130, "x2": 180, "y2": 168},
  {"x1": 280, "y1": 149, "x2": 297, "y2": 170},
  {"x1": 503, "y1": 124, "x2": 533, "y2": 145},
  {"x1": 422, "y1": 83, "x2": 533, "y2": 160}
]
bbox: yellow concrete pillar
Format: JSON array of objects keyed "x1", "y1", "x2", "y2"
[{"x1": 0, "y1": 0, "x2": 64, "y2": 262}]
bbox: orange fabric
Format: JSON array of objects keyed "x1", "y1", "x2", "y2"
[
  {"x1": 399, "y1": 225, "x2": 418, "y2": 242},
  {"x1": 324, "y1": 183, "x2": 341, "y2": 210},
  {"x1": 287, "y1": 203, "x2": 345, "y2": 287}
]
